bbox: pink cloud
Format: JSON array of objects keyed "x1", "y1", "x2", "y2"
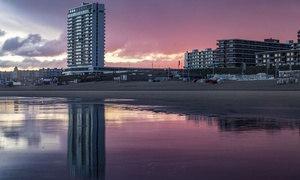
[{"x1": 106, "y1": 59, "x2": 182, "y2": 69}]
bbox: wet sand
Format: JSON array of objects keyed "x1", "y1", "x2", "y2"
[{"x1": 1, "y1": 80, "x2": 300, "y2": 119}]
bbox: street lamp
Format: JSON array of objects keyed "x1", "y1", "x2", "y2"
[
  {"x1": 242, "y1": 62, "x2": 246, "y2": 75},
  {"x1": 289, "y1": 62, "x2": 292, "y2": 71},
  {"x1": 212, "y1": 63, "x2": 219, "y2": 75},
  {"x1": 275, "y1": 61, "x2": 279, "y2": 78},
  {"x1": 188, "y1": 67, "x2": 190, "y2": 81}
]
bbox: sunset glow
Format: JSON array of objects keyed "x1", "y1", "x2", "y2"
[{"x1": 0, "y1": 0, "x2": 299, "y2": 70}]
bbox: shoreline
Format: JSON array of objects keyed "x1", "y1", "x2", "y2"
[
  {"x1": 1, "y1": 89, "x2": 300, "y2": 120},
  {"x1": 1, "y1": 79, "x2": 300, "y2": 91},
  {"x1": 1, "y1": 80, "x2": 300, "y2": 120}
]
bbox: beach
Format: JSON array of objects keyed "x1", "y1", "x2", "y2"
[{"x1": 1, "y1": 80, "x2": 300, "y2": 119}]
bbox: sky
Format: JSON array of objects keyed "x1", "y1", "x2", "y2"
[{"x1": 0, "y1": 0, "x2": 299, "y2": 70}]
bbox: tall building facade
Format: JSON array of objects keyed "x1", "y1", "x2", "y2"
[
  {"x1": 216, "y1": 38, "x2": 292, "y2": 68},
  {"x1": 184, "y1": 48, "x2": 217, "y2": 69},
  {"x1": 67, "y1": 2, "x2": 105, "y2": 74}
]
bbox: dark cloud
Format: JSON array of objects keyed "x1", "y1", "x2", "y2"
[
  {"x1": 2, "y1": 34, "x2": 41, "y2": 51},
  {"x1": 2, "y1": 37, "x2": 23, "y2": 51},
  {"x1": 0, "y1": 58, "x2": 66, "y2": 69},
  {"x1": 24, "y1": 34, "x2": 42, "y2": 44},
  {"x1": 16, "y1": 32, "x2": 67, "y2": 57},
  {"x1": 1, "y1": 32, "x2": 66, "y2": 57},
  {"x1": 0, "y1": 29, "x2": 5, "y2": 37}
]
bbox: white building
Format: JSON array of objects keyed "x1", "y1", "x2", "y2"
[
  {"x1": 66, "y1": 2, "x2": 105, "y2": 75},
  {"x1": 184, "y1": 48, "x2": 216, "y2": 69}
]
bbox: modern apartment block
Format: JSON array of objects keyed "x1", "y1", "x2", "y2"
[
  {"x1": 184, "y1": 48, "x2": 217, "y2": 69},
  {"x1": 256, "y1": 49, "x2": 300, "y2": 67},
  {"x1": 216, "y1": 38, "x2": 292, "y2": 68},
  {"x1": 256, "y1": 31, "x2": 300, "y2": 67},
  {"x1": 66, "y1": 2, "x2": 105, "y2": 74}
]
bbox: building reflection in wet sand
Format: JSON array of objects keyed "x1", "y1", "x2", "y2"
[
  {"x1": 185, "y1": 115, "x2": 300, "y2": 132},
  {"x1": 1, "y1": 98, "x2": 300, "y2": 180},
  {"x1": 68, "y1": 104, "x2": 105, "y2": 179}
]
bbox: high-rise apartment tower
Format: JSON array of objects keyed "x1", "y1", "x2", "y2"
[{"x1": 67, "y1": 2, "x2": 105, "y2": 74}]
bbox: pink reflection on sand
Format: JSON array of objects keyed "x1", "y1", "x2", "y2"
[{"x1": 0, "y1": 97, "x2": 69, "y2": 151}]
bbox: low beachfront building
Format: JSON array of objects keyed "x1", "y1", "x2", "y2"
[
  {"x1": 0, "y1": 67, "x2": 64, "y2": 84},
  {"x1": 256, "y1": 30, "x2": 300, "y2": 67},
  {"x1": 39, "y1": 68, "x2": 63, "y2": 78},
  {"x1": 184, "y1": 48, "x2": 217, "y2": 69},
  {"x1": 0, "y1": 71, "x2": 12, "y2": 83},
  {"x1": 255, "y1": 49, "x2": 300, "y2": 67}
]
